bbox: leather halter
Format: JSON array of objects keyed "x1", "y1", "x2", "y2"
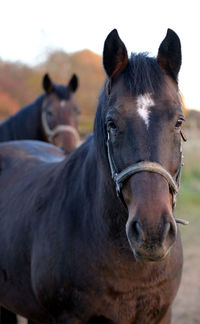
[
  {"x1": 41, "y1": 111, "x2": 80, "y2": 147},
  {"x1": 106, "y1": 132, "x2": 181, "y2": 211}
]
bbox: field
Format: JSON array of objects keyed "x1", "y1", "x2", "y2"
[{"x1": 172, "y1": 130, "x2": 200, "y2": 324}]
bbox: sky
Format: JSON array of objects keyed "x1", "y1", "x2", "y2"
[{"x1": 0, "y1": 0, "x2": 199, "y2": 111}]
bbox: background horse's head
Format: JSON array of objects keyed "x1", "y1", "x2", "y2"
[
  {"x1": 42, "y1": 73, "x2": 80, "y2": 153},
  {"x1": 97, "y1": 29, "x2": 184, "y2": 262}
]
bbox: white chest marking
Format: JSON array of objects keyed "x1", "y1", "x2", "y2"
[{"x1": 137, "y1": 93, "x2": 154, "y2": 128}]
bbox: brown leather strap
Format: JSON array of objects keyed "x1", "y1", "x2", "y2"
[
  {"x1": 106, "y1": 133, "x2": 189, "y2": 225},
  {"x1": 114, "y1": 161, "x2": 179, "y2": 194}
]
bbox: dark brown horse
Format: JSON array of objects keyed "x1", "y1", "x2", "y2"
[
  {"x1": 0, "y1": 71, "x2": 79, "y2": 324},
  {"x1": 0, "y1": 73, "x2": 80, "y2": 153},
  {"x1": 0, "y1": 73, "x2": 80, "y2": 324},
  {"x1": 0, "y1": 29, "x2": 186, "y2": 324}
]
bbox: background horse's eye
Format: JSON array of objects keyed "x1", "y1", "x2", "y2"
[
  {"x1": 175, "y1": 118, "x2": 184, "y2": 130},
  {"x1": 47, "y1": 110, "x2": 53, "y2": 117}
]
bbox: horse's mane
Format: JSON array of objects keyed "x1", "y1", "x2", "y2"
[
  {"x1": 0, "y1": 95, "x2": 44, "y2": 140},
  {"x1": 53, "y1": 84, "x2": 70, "y2": 99}
]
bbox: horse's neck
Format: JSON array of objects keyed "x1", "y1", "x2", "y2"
[
  {"x1": 62, "y1": 136, "x2": 124, "y2": 244},
  {"x1": 0, "y1": 118, "x2": 13, "y2": 140},
  {"x1": 0, "y1": 95, "x2": 44, "y2": 141}
]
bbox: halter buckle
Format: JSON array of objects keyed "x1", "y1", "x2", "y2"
[{"x1": 116, "y1": 182, "x2": 121, "y2": 196}]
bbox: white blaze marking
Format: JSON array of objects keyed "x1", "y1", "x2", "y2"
[
  {"x1": 60, "y1": 100, "x2": 67, "y2": 107},
  {"x1": 137, "y1": 93, "x2": 154, "y2": 128}
]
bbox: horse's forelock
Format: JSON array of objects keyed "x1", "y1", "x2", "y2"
[
  {"x1": 124, "y1": 53, "x2": 165, "y2": 96},
  {"x1": 53, "y1": 84, "x2": 71, "y2": 100}
]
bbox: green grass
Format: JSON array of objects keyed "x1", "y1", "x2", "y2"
[{"x1": 175, "y1": 134, "x2": 200, "y2": 244}]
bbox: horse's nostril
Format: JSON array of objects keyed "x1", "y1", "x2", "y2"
[
  {"x1": 163, "y1": 220, "x2": 177, "y2": 246},
  {"x1": 168, "y1": 220, "x2": 177, "y2": 239},
  {"x1": 163, "y1": 222, "x2": 171, "y2": 240},
  {"x1": 131, "y1": 221, "x2": 141, "y2": 243}
]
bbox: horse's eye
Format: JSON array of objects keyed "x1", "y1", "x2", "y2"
[
  {"x1": 107, "y1": 120, "x2": 117, "y2": 131},
  {"x1": 175, "y1": 118, "x2": 184, "y2": 130},
  {"x1": 47, "y1": 110, "x2": 53, "y2": 117}
]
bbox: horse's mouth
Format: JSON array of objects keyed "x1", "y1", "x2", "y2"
[
  {"x1": 134, "y1": 252, "x2": 168, "y2": 262},
  {"x1": 128, "y1": 243, "x2": 171, "y2": 263}
]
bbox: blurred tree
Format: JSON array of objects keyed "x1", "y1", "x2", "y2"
[
  {"x1": 0, "y1": 61, "x2": 39, "y2": 107},
  {"x1": 0, "y1": 50, "x2": 190, "y2": 136},
  {"x1": 0, "y1": 91, "x2": 18, "y2": 120}
]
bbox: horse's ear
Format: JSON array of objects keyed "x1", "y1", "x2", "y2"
[
  {"x1": 43, "y1": 74, "x2": 54, "y2": 93},
  {"x1": 68, "y1": 74, "x2": 78, "y2": 92},
  {"x1": 157, "y1": 29, "x2": 182, "y2": 82},
  {"x1": 103, "y1": 29, "x2": 128, "y2": 79}
]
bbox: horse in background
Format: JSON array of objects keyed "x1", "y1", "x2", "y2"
[
  {"x1": 0, "y1": 29, "x2": 186, "y2": 323},
  {"x1": 0, "y1": 73, "x2": 80, "y2": 324},
  {"x1": 0, "y1": 73, "x2": 81, "y2": 153}
]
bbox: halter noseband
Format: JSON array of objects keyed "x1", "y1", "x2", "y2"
[
  {"x1": 41, "y1": 111, "x2": 80, "y2": 147},
  {"x1": 106, "y1": 132, "x2": 189, "y2": 225}
]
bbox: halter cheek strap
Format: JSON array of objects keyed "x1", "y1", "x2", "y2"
[{"x1": 106, "y1": 132, "x2": 189, "y2": 225}]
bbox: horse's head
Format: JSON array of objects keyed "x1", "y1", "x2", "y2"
[
  {"x1": 42, "y1": 73, "x2": 80, "y2": 153},
  {"x1": 101, "y1": 29, "x2": 184, "y2": 262}
]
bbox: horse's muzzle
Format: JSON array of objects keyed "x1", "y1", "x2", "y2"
[{"x1": 126, "y1": 212, "x2": 177, "y2": 262}]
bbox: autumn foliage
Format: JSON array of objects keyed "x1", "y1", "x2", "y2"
[
  {"x1": 0, "y1": 51, "x2": 105, "y2": 135},
  {"x1": 0, "y1": 51, "x2": 188, "y2": 134},
  {"x1": 0, "y1": 91, "x2": 18, "y2": 118}
]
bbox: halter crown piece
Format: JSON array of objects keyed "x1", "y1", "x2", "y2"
[{"x1": 106, "y1": 132, "x2": 189, "y2": 226}]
